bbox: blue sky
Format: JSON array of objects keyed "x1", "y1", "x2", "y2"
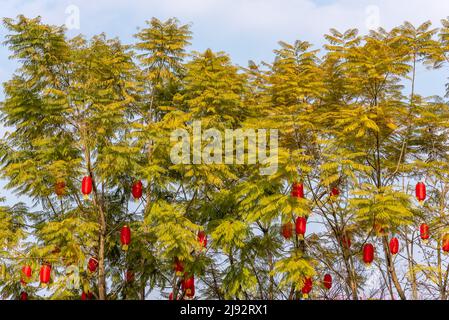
[
  {"x1": 1, "y1": 0, "x2": 449, "y2": 93},
  {"x1": 1, "y1": 0, "x2": 449, "y2": 204}
]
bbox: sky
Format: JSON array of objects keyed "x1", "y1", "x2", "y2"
[{"x1": 1, "y1": 0, "x2": 449, "y2": 98}]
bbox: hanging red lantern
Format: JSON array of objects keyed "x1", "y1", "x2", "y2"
[
  {"x1": 301, "y1": 277, "x2": 313, "y2": 298},
  {"x1": 363, "y1": 244, "x2": 374, "y2": 265},
  {"x1": 389, "y1": 237, "x2": 399, "y2": 255},
  {"x1": 415, "y1": 182, "x2": 426, "y2": 204},
  {"x1": 323, "y1": 274, "x2": 332, "y2": 290},
  {"x1": 55, "y1": 180, "x2": 66, "y2": 197},
  {"x1": 87, "y1": 257, "x2": 98, "y2": 273},
  {"x1": 81, "y1": 176, "x2": 93, "y2": 200},
  {"x1": 182, "y1": 274, "x2": 195, "y2": 298},
  {"x1": 39, "y1": 264, "x2": 51, "y2": 286},
  {"x1": 20, "y1": 292, "x2": 28, "y2": 301},
  {"x1": 420, "y1": 223, "x2": 430, "y2": 241},
  {"x1": 169, "y1": 292, "x2": 174, "y2": 300},
  {"x1": 174, "y1": 258, "x2": 184, "y2": 276},
  {"x1": 125, "y1": 270, "x2": 134, "y2": 283},
  {"x1": 281, "y1": 222, "x2": 293, "y2": 239},
  {"x1": 330, "y1": 187, "x2": 340, "y2": 197},
  {"x1": 341, "y1": 234, "x2": 351, "y2": 249},
  {"x1": 81, "y1": 291, "x2": 88, "y2": 300},
  {"x1": 131, "y1": 180, "x2": 143, "y2": 200},
  {"x1": 22, "y1": 265, "x2": 32, "y2": 280},
  {"x1": 291, "y1": 182, "x2": 304, "y2": 199},
  {"x1": 120, "y1": 225, "x2": 131, "y2": 251},
  {"x1": 197, "y1": 231, "x2": 207, "y2": 249},
  {"x1": 295, "y1": 217, "x2": 307, "y2": 238},
  {"x1": 442, "y1": 234, "x2": 449, "y2": 253}
]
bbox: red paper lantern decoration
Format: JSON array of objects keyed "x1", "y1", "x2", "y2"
[
  {"x1": 197, "y1": 231, "x2": 207, "y2": 249},
  {"x1": 126, "y1": 270, "x2": 134, "y2": 283},
  {"x1": 442, "y1": 234, "x2": 449, "y2": 253},
  {"x1": 301, "y1": 277, "x2": 313, "y2": 298},
  {"x1": 415, "y1": 182, "x2": 426, "y2": 203},
  {"x1": 363, "y1": 244, "x2": 374, "y2": 265},
  {"x1": 341, "y1": 234, "x2": 351, "y2": 249},
  {"x1": 330, "y1": 187, "x2": 340, "y2": 197},
  {"x1": 81, "y1": 291, "x2": 88, "y2": 300},
  {"x1": 20, "y1": 292, "x2": 28, "y2": 301},
  {"x1": 55, "y1": 180, "x2": 66, "y2": 197},
  {"x1": 81, "y1": 176, "x2": 93, "y2": 199},
  {"x1": 87, "y1": 257, "x2": 98, "y2": 273},
  {"x1": 281, "y1": 222, "x2": 293, "y2": 239},
  {"x1": 389, "y1": 237, "x2": 399, "y2": 255},
  {"x1": 323, "y1": 274, "x2": 332, "y2": 290},
  {"x1": 22, "y1": 265, "x2": 32, "y2": 279},
  {"x1": 39, "y1": 264, "x2": 51, "y2": 286},
  {"x1": 291, "y1": 182, "x2": 304, "y2": 199},
  {"x1": 131, "y1": 180, "x2": 143, "y2": 200},
  {"x1": 182, "y1": 274, "x2": 195, "y2": 298},
  {"x1": 295, "y1": 217, "x2": 307, "y2": 238},
  {"x1": 174, "y1": 258, "x2": 184, "y2": 276},
  {"x1": 169, "y1": 292, "x2": 174, "y2": 300},
  {"x1": 120, "y1": 225, "x2": 131, "y2": 251},
  {"x1": 420, "y1": 223, "x2": 430, "y2": 241}
]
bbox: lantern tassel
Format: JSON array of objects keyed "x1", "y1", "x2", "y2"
[
  {"x1": 122, "y1": 244, "x2": 129, "y2": 251},
  {"x1": 83, "y1": 194, "x2": 89, "y2": 201},
  {"x1": 303, "y1": 293, "x2": 308, "y2": 299}
]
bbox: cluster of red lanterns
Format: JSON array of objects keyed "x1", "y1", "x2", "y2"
[
  {"x1": 21, "y1": 180, "x2": 436, "y2": 299},
  {"x1": 280, "y1": 218, "x2": 307, "y2": 240},
  {"x1": 170, "y1": 231, "x2": 208, "y2": 300},
  {"x1": 81, "y1": 291, "x2": 94, "y2": 300},
  {"x1": 55, "y1": 177, "x2": 144, "y2": 202}
]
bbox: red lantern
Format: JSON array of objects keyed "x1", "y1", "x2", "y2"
[
  {"x1": 301, "y1": 277, "x2": 313, "y2": 298},
  {"x1": 169, "y1": 292, "x2": 174, "y2": 300},
  {"x1": 20, "y1": 292, "x2": 28, "y2": 301},
  {"x1": 22, "y1": 265, "x2": 32, "y2": 279},
  {"x1": 291, "y1": 182, "x2": 304, "y2": 199},
  {"x1": 281, "y1": 222, "x2": 293, "y2": 239},
  {"x1": 330, "y1": 187, "x2": 340, "y2": 197},
  {"x1": 323, "y1": 274, "x2": 332, "y2": 290},
  {"x1": 341, "y1": 234, "x2": 351, "y2": 249},
  {"x1": 415, "y1": 182, "x2": 426, "y2": 203},
  {"x1": 363, "y1": 244, "x2": 374, "y2": 265},
  {"x1": 81, "y1": 176, "x2": 93, "y2": 199},
  {"x1": 87, "y1": 257, "x2": 98, "y2": 273},
  {"x1": 131, "y1": 180, "x2": 143, "y2": 200},
  {"x1": 442, "y1": 234, "x2": 449, "y2": 253},
  {"x1": 120, "y1": 225, "x2": 131, "y2": 251},
  {"x1": 420, "y1": 223, "x2": 430, "y2": 241},
  {"x1": 182, "y1": 274, "x2": 195, "y2": 298},
  {"x1": 39, "y1": 264, "x2": 51, "y2": 286},
  {"x1": 125, "y1": 270, "x2": 134, "y2": 283},
  {"x1": 55, "y1": 180, "x2": 66, "y2": 197},
  {"x1": 389, "y1": 237, "x2": 399, "y2": 255},
  {"x1": 295, "y1": 217, "x2": 307, "y2": 237},
  {"x1": 197, "y1": 231, "x2": 207, "y2": 249},
  {"x1": 81, "y1": 291, "x2": 88, "y2": 300},
  {"x1": 174, "y1": 258, "x2": 184, "y2": 276}
]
